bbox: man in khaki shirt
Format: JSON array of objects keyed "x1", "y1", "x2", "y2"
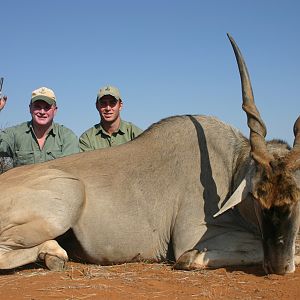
[
  {"x1": 0, "y1": 87, "x2": 79, "y2": 167},
  {"x1": 79, "y1": 85, "x2": 143, "y2": 151}
]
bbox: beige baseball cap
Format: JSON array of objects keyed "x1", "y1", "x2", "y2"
[
  {"x1": 31, "y1": 87, "x2": 56, "y2": 105},
  {"x1": 97, "y1": 85, "x2": 121, "y2": 102}
]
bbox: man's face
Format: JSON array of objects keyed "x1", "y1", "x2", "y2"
[
  {"x1": 30, "y1": 100, "x2": 57, "y2": 127},
  {"x1": 96, "y1": 95, "x2": 122, "y2": 123}
]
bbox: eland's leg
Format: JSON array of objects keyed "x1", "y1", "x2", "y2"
[
  {"x1": 174, "y1": 231, "x2": 263, "y2": 270},
  {"x1": 0, "y1": 219, "x2": 71, "y2": 270},
  {"x1": 0, "y1": 170, "x2": 85, "y2": 270},
  {"x1": 0, "y1": 240, "x2": 68, "y2": 271},
  {"x1": 174, "y1": 248, "x2": 262, "y2": 270}
]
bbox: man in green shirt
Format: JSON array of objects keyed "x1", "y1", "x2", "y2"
[
  {"x1": 0, "y1": 87, "x2": 79, "y2": 167},
  {"x1": 79, "y1": 85, "x2": 143, "y2": 151}
]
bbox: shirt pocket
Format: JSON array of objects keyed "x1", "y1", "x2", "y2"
[
  {"x1": 47, "y1": 150, "x2": 64, "y2": 159},
  {"x1": 15, "y1": 150, "x2": 35, "y2": 166}
]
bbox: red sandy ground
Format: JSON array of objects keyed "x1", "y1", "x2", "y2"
[{"x1": 0, "y1": 262, "x2": 299, "y2": 299}]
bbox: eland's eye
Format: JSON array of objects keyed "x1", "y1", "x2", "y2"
[{"x1": 256, "y1": 187, "x2": 268, "y2": 198}]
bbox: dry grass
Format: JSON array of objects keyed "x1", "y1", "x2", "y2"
[{"x1": 0, "y1": 262, "x2": 299, "y2": 300}]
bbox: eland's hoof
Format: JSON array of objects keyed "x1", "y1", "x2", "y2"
[{"x1": 45, "y1": 254, "x2": 66, "y2": 271}]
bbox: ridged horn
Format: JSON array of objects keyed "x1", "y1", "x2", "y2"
[
  {"x1": 293, "y1": 116, "x2": 300, "y2": 149},
  {"x1": 287, "y1": 116, "x2": 300, "y2": 169},
  {"x1": 227, "y1": 33, "x2": 273, "y2": 170}
]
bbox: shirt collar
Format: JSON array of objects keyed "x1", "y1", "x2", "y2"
[
  {"x1": 27, "y1": 121, "x2": 56, "y2": 136},
  {"x1": 96, "y1": 120, "x2": 126, "y2": 136}
]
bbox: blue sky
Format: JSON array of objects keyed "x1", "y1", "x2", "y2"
[{"x1": 1, "y1": 0, "x2": 299, "y2": 145}]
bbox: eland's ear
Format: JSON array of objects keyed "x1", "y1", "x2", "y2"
[{"x1": 213, "y1": 179, "x2": 248, "y2": 217}]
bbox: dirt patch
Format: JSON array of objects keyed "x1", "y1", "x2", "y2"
[{"x1": 0, "y1": 262, "x2": 299, "y2": 299}]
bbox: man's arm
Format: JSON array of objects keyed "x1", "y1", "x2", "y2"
[
  {"x1": 79, "y1": 132, "x2": 93, "y2": 152},
  {"x1": 131, "y1": 123, "x2": 143, "y2": 139},
  {"x1": 61, "y1": 128, "x2": 80, "y2": 156}
]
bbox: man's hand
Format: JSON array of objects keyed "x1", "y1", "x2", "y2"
[{"x1": 0, "y1": 96, "x2": 7, "y2": 111}]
